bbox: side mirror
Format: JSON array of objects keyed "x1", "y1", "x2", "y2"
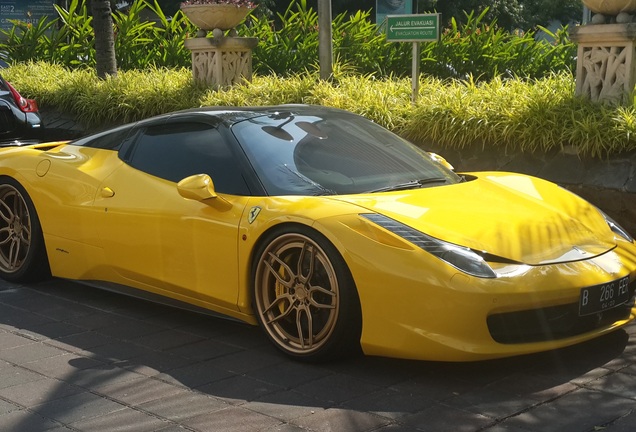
[
  {"x1": 177, "y1": 174, "x2": 217, "y2": 201},
  {"x1": 428, "y1": 152, "x2": 454, "y2": 170}
]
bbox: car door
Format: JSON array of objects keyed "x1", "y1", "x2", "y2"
[{"x1": 93, "y1": 116, "x2": 252, "y2": 312}]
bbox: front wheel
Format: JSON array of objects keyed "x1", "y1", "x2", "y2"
[
  {"x1": 253, "y1": 226, "x2": 361, "y2": 362},
  {"x1": 0, "y1": 178, "x2": 49, "y2": 282}
]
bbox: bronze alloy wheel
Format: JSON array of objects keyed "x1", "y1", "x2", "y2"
[
  {"x1": 0, "y1": 183, "x2": 32, "y2": 274},
  {"x1": 0, "y1": 178, "x2": 49, "y2": 282},
  {"x1": 254, "y1": 232, "x2": 342, "y2": 357}
]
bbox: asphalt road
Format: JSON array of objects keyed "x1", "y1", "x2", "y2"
[{"x1": 0, "y1": 277, "x2": 635, "y2": 432}]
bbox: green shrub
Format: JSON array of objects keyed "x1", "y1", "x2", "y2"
[
  {"x1": 5, "y1": 63, "x2": 636, "y2": 157},
  {"x1": 400, "y1": 73, "x2": 636, "y2": 158},
  {"x1": 4, "y1": 62, "x2": 197, "y2": 127}
]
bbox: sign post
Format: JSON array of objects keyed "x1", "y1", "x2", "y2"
[{"x1": 385, "y1": 13, "x2": 440, "y2": 103}]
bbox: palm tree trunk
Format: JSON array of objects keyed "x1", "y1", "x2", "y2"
[
  {"x1": 91, "y1": 0, "x2": 117, "y2": 79},
  {"x1": 318, "y1": 0, "x2": 333, "y2": 80}
]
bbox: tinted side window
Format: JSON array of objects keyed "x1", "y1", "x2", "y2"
[
  {"x1": 128, "y1": 121, "x2": 250, "y2": 195},
  {"x1": 73, "y1": 125, "x2": 134, "y2": 150}
]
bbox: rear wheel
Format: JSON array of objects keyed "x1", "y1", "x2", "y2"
[
  {"x1": 253, "y1": 226, "x2": 361, "y2": 362},
  {"x1": 0, "y1": 179, "x2": 49, "y2": 282}
]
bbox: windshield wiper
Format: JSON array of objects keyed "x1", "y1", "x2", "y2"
[
  {"x1": 368, "y1": 178, "x2": 449, "y2": 193},
  {"x1": 278, "y1": 165, "x2": 337, "y2": 195}
]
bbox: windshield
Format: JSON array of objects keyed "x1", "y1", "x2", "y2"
[{"x1": 231, "y1": 111, "x2": 461, "y2": 196}]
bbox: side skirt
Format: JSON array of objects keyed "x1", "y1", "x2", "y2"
[{"x1": 71, "y1": 279, "x2": 251, "y2": 325}]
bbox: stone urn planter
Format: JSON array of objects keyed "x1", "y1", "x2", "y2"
[
  {"x1": 582, "y1": 0, "x2": 636, "y2": 15},
  {"x1": 181, "y1": 4, "x2": 252, "y2": 32},
  {"x1": 180, "y1": 1, "x2": 258, "y2": 88},
  {"x1": 180, "y1": 1, "x2": 255, "y2": 37}
]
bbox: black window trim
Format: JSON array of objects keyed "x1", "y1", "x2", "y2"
[{"x1": 119, "y1": 114, "x2": 264, "y2": 196}]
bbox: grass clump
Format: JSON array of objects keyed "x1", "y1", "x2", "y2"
[
  {"x1": 401, "y1": 74, "x2": 636, "y2": 158},
  {"x1": 5, "y1": 63, "x2": 197, "y2": 127},
  {"x1": 6, "y1": 62, "x2": 636, "y2": 158}
]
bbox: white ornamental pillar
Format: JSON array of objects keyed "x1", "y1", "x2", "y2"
[
  {"x1": 570, "y1": 0, "x2": 636, "y2": 104},
  {"x1": 184, "y1": 36, "x2": 258, "y2": 89}
]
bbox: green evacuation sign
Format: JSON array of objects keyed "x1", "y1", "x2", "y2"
[{"x1": 386, "y1": 14, "x2": 440, "y2": 42}]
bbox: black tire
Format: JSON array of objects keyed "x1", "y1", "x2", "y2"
[
  {"x1": 0, "y1": 178, "x2": 50, "y2": 282},
  {"x1": 252, "y1": 225, "x2": 362, "y2": 362}
]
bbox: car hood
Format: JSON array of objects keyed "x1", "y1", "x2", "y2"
[{"x1": 332, "y1": 172, "x2": 616, "y2": 265}]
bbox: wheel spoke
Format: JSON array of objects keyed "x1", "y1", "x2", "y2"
[
  {"x1": 296, "y1": 241, "x2": 314, "y2": 284},
  {"x1": 13, "y1": 192, "x2": 22, "y2": 217},
  {"x1": 265, "y1": 252, "x2": 295, "y2": 288},
  {"x1": 308, "y1": 285, "x2": 337, "y2": 309},
  {"x1": 296, "y1": 305, "x2": 313, "y2": 349},
  {"x1": 8, "y1": 237, "x2": 20, "y2": 270},
  {"x1": 263, "y1": 294, "x2": 295, "y2": 324},
  {"x1": 20, "y1": 229, "x2": 30, "y2": 245},
  {"x1": 0, "y1": 198, "x2": 14, "y2": 223}
]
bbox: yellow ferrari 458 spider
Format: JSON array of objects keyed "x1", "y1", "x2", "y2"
[{"x1": 0, "y1": 105, "x2": 635, "y2": 362}]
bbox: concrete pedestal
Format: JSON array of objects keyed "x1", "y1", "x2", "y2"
[
  {"x1": 570, "y1": 23, "x2": 636, "y2": 105},
  {"x1": 184, "y1": 36, "x2": 258, "y2": 89}
]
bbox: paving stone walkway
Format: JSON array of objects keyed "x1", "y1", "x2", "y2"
[{"x1": 0, "y1": 278, "x2": 635, "y2": 432}]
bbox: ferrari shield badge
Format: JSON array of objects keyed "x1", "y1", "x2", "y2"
[{"x1": 248, "y1": 206, "x2": 261, "y2": 224}]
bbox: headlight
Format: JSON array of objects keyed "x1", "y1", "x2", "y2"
[
  {"x1": 362, "y1": 214, "x2": 497, "y2": 278},
  {"x1": 601, "y1": 211, "x2": 634, "y2": 243}
]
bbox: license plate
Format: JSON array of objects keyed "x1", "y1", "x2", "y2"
[{"x1": 579, "y1": 276, "x2": 630, "y2": 316}]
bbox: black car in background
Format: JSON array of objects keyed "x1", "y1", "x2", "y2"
[{"x1": 0, "y1": 73, "x2": 41, "y2": 142}]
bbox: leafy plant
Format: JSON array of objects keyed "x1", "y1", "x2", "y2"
[
  {"x1": 242, "y1": 3, "x2": 575, "y2": 80},
  {"x1": 244, "y1": 0, "x2": 319, "y2": 75},
  {"x1": 419, "y1": 9, "x2": 576, "y2": 80},
  {"x1": 144, "y1": 0, "x2": 194, "y2": 68}
]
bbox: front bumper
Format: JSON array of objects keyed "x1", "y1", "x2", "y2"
[{"x1": 325, "y1": 217, "x2": 636, "y2": 361}]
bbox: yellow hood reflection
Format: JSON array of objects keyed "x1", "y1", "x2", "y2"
[{"x1": 334, "y1": 172, "x2": 616, "y2": 265}]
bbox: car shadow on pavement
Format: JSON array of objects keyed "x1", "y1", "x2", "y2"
[{"x1": 0, "y1": 277, "x2": 634, "y2": 432}]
